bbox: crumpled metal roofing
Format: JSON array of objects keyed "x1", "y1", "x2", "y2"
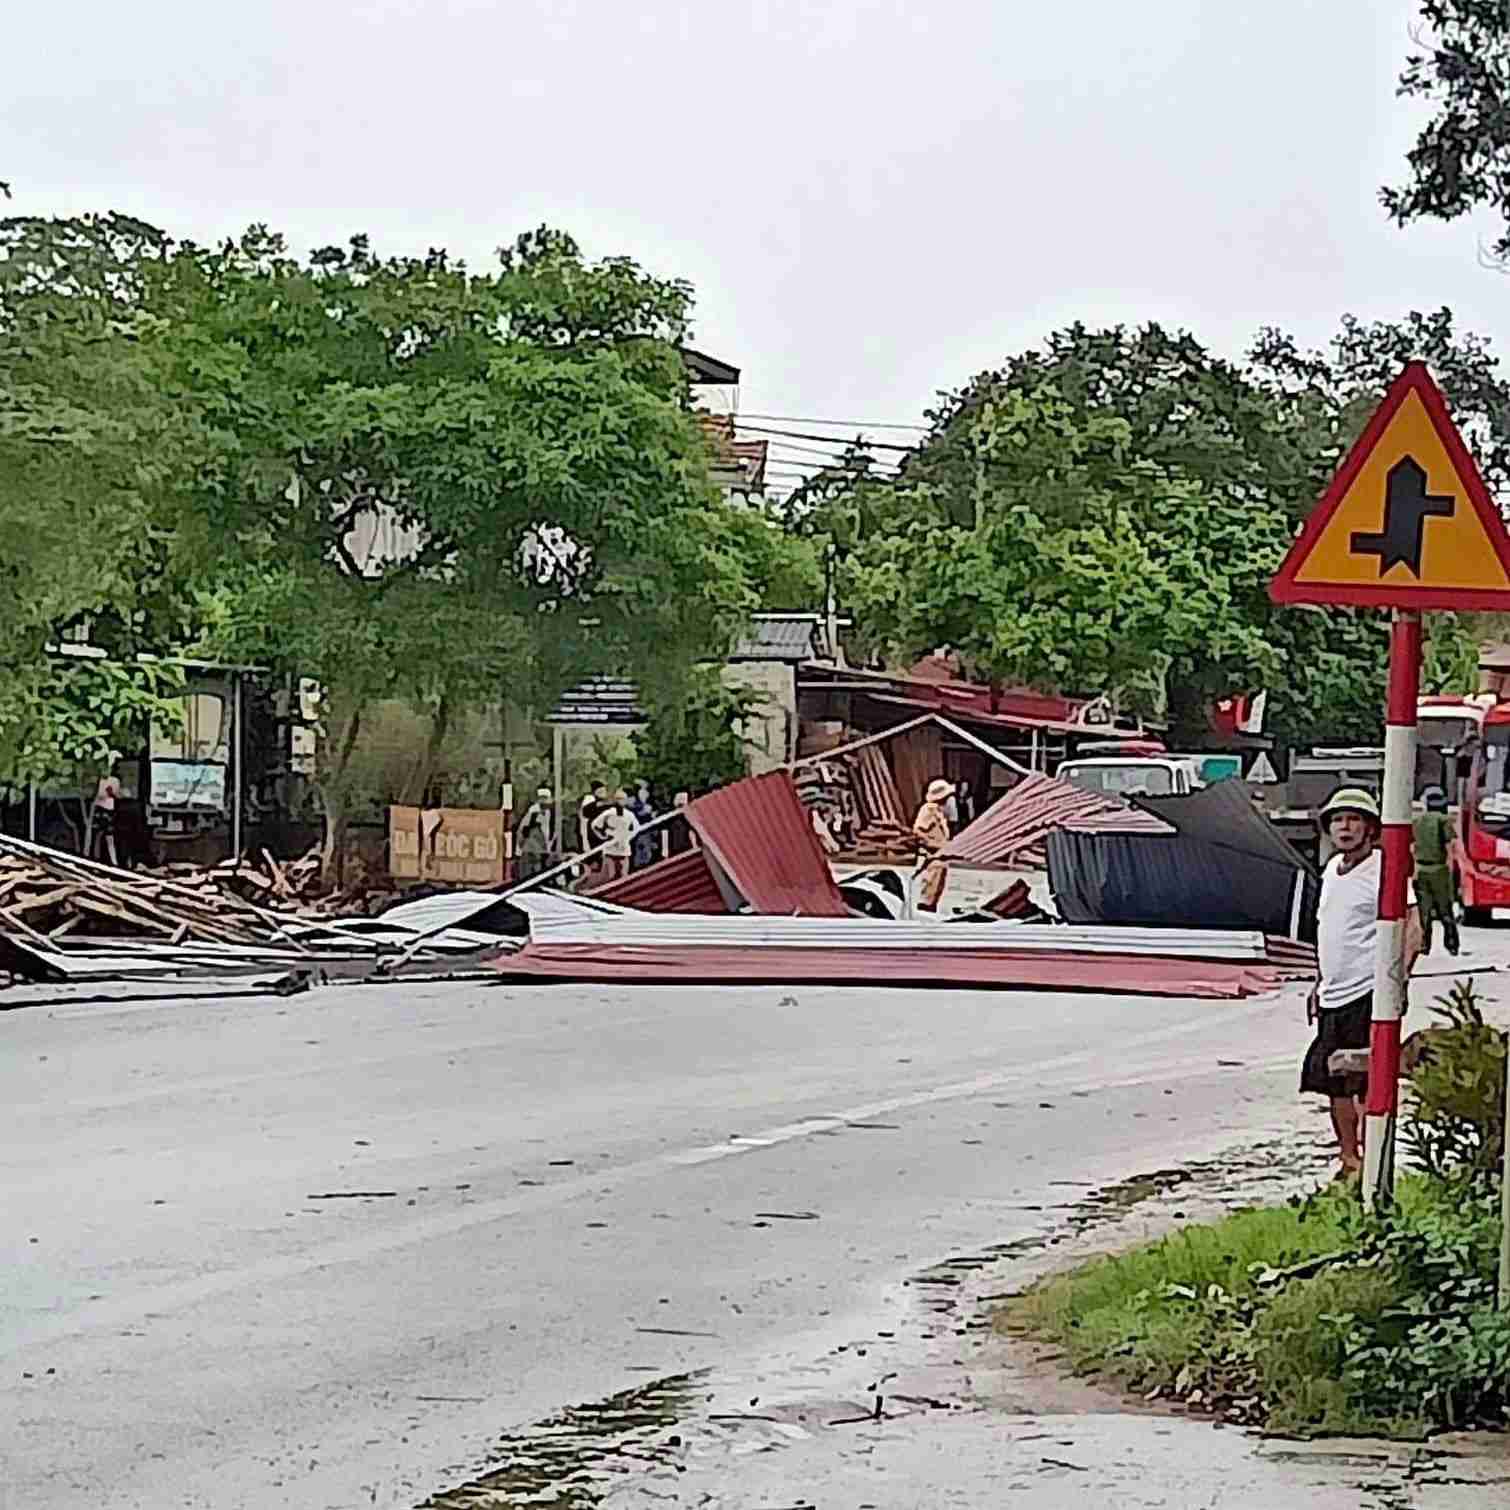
[
  {"x1": 500, "y1": 942, "x2": 1299, "y2": 999},
  {"x1": 686, "y1": 770, "x2": 849, "y2": 917},
  {"x1": 503, "y1": 892, "x2": 1310, "y2": 962},
  {"x1": 940, "y1": 771, "x2": 1172, "y2": 868},
  {"x1": 1130, "y1": 780, "x2": 1317, "y2": 876},
  {"x1": 591, "y1": 848, "x2": 730, "y2": 914}
]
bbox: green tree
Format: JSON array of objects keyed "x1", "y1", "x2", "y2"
[
  {"x1": 795, "y1": 323, "x2": 1482, "y2": 746},
  {"x1": 3, "y1": 218, "x2": 759, "y2": 874},
  {"x1": 0, "y1": 213, "x2": 212, "y2": 791},
  {"x1": 719, "y1": 504, "x2": 825, "y2": 610},
  {"x1": 841, "y1": 384, "x2": 1287, "y2": 721},
  {"x1": 632, "y1": 669, "x2": 755, "y2": 801},
  {"x1": 1383, "y1": 2, "x2": 1510, "y2": 259}
]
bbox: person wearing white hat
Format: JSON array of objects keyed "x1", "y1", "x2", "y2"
[
  {"x1": 515, "y1": 786, "x2": 555, "y2": 880},
  {"x1": 912, "y1": 778, "x2": 954, "y2": 913}
]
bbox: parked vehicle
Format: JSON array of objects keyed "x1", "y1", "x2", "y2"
[
  {"x1": 1056, "y1": 755, "x2": 1199, "y2": 798},
  {"x1": 1455, "y1": 698, "x2": 1510, "y2": 923}
]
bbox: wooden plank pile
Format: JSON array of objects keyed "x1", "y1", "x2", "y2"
[
  {"x1": 0, "y1": 834, "x2": 510, "y2": 990},
  {"x1": 0, "y1": 841, "x2": 318, "y2": 951},
  {"x1": 793, "y1": 747, "x2": 920, "y2": 864}
]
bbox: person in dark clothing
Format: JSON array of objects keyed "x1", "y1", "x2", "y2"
[
  {"x1": 578, "y1": 783, "x2": 607, "y2": 852},
  {"x1": 953, "y1": 780, "x2": 976, "y2": 834},
  {"x1": 515, "y1": 787, "x2": 554, "y2": 880},
  {"x1": 629, "y1": 781, "x2": 657, "y2": 869},
  {"x1": 1413, "y1": 786, "x2": 1459, "y2": 956},
  {"x1": 665, "y1": 790, "x2": 695, "y2": 858}
]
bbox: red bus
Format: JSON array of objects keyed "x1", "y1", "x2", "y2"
[{"x1": 1456, "y1": 697, "x2": 1510, "y2": 921}]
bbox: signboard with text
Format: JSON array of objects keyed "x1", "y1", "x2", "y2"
[{"x1": 389, "y1": 805, "x2": 507, "y2": 886}]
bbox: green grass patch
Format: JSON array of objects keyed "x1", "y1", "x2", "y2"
[{"x1": 1001, "y1": 1176, "x2": 1497, "y2": 1438}]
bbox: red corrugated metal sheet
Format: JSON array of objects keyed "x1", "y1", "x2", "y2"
[
  {"x1": 688, "y1": 771, "x2": 849, "y2": 917},
  {"x1": 941, "y1": 771, "x2": 1172, "y2": 869},
  {"x1": 591, "y1": 848, "x2": 728, "y2": 914},
  {"x1": 502, "y1": 942, "x2": 1296, "y2": 998}
]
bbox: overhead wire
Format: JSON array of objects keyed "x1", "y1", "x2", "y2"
[
  {"x1": 730, "y1": 422, "x2": 918, "y2": 453},
  {"x1": 755, "y1": 435, "x2": 906, "y2": 465},
  {"x1": 737, "y1": 411, "x2": 930, "y2": 432}
]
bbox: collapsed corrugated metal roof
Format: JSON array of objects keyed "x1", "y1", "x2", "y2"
[
  {"x1": 941, "y1": 771, "x2": 1172, "y2": 869},
  {"x1": 1129, "y1": 781, "x2": 1317, "y2": 876},
  {"x1": 686, "y1": 771, "x2": 849, "y2": 917},
  {"x1": 591, "y1": 847, "x2": 729, "y2": 914},
  {"x1": 1045, "y1": 784, "x2": 1318, "y2": 940},
  {"x1": 503, "y1": 895, "x2": 1300, "y2": 960},
  {"x1": 495, "y1": 893, "x2": 1313, "y2": 997}
]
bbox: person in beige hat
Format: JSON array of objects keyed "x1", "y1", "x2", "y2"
[{"x1": 912, "y1": 778, "x2": 954, "y2": 913}]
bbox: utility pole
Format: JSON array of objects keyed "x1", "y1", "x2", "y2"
[{"x1": 1500, "y1": 1031, "x2": 1510, "y2": 1309}]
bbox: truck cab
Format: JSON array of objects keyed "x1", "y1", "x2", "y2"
[{"x1": 1055, "y1": 755, "x2": 1198, "y2": 798}]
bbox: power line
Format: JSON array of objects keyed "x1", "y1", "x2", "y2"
[
  {"x1": 759, "y1": 436, "x2": 905, "y2": 466},
  {"x1": 732, "y1": 422, "x2": 917, "y2": 454},
  {"x1": 739, "y1": 411, "x2": 929, "y2": 432}
]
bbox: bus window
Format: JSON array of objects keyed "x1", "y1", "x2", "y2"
[{"x1": 1477, "y1": 729, "x2": 1510, "y2": 828}]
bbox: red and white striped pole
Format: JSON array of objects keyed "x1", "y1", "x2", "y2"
[{"x1": 1363, "y1": 607, "x2": 1421, "y2": 1210}]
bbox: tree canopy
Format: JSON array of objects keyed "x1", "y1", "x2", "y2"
[
  {"x1": 1384, "y1": 2, "x2": 1510, "y2": 259},
  {"x1": 1, "y1": 216, "x2": 768, "y2": 863},
  {"x1": 788, "y1": 321, "x2": 1488, "y2": 746}
]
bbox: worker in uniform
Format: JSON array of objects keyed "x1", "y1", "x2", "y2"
[
  {"x1": 1412, "y1": 785, "x2": 1459, "y2": 956},
  {"x1": 912, "y1": 778, "x2": 954, "y2": 914}
]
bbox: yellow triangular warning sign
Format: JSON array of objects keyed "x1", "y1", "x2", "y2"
[{"x1": 1270, "y1": 362, "x2": 1510, "y2": 610}]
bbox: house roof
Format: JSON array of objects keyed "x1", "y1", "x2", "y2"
[
  {"x1": 696, "y1": 413, "x2": 768, "y2": 489},
  {"x1": 681, "y1": 348, "x2": 741, "y2": 385},
  {"x1": 732, "y1": 615, "x2": 827, "y2": 663},
  {"x1": 547, "y1": 677, "x2": 645, "y2": 727}
]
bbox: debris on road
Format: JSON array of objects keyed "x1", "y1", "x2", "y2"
[
  {"x1": 491, "y1": 890, "x2": 1312, "y2": 998},
  {"x1": 0, "y1": 833, "x2": 513, "y2": 991}
]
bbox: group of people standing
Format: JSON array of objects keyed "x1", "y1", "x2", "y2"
[{"x1": 513, "y1": 781, "x2": 694, "y2": 885}]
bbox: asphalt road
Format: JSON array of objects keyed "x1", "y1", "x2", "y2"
[{"x1": 0, "y1": 968, "x2": 1433, "y2": 1509}]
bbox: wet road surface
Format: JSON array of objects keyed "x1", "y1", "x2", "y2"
[{"x1": 3, "y1": 952, "x2": 1504, "y2": 1508}]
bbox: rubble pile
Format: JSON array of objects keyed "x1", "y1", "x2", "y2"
[
  {"x1": 0, "y1": 834, "x2": 480, "y2": 989},
  {"x1": 0, "y1": 843, "x2": 307, "y2": 949},
  {"x1": 793, "y1": 749, "x2": 918, "y2": 862}
]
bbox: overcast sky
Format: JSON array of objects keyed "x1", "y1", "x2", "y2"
[{"x1": 8, "y1": 0, "x2": 1506, "y2": 484}]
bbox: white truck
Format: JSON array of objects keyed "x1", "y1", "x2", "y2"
[{"x1": 1055, "y1": 754, "x2": 1201, "y2": 799}]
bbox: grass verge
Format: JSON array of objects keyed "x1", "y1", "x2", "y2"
[{"x1": 1001, "y1": 1176, "x2": 1509, "y2": 1438}]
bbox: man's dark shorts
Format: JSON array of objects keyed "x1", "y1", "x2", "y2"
[{"x1": 1301, "y1": 992, "x2": 1372, "y2": 1099}]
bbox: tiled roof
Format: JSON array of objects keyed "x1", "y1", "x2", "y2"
[
  {"x1": 732, "y1": 616, "x2": 824, "y2": 662},
  {"x1": 696, "y1": 413, "x2": 768, "y2": 488}
]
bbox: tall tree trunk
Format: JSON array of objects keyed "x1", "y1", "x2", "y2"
[
  {"x1": 1164, "y1": 677, "x2": 1210, "y2": 748},
  {"x1": 398, "y1": 694, "x2": 452, "y2": 807},
  {"x1": 317, "y1": 701, "x2": 363, "y2": 888}
]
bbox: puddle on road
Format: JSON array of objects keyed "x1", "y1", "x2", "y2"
[
  {"x1": 418, "y1": 1138, "x2": 1334, "y2": 1507},
  {"x1": 420, "y1": 1372, "x2": 703, "y2": 1509}
]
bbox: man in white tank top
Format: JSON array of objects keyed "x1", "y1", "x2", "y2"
[{"x1": 1301, "y1": 787, "x2": 1420, "y2": 1180}]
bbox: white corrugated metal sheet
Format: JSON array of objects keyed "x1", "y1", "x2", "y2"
[{"x1": 506, "y1": 893, "x2": 1280, "y2": 961}]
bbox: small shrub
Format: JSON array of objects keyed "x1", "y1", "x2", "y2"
[
  {"x1": 1256, "y1": 1267, "x2": 1408, "y2": 1435},
  {"x1": 1401, "y1": 978, "x2": 1507, "y2": 1178},
  {"x1": 1340, "y1": 1177, "x2": 1510, "y2": 1431}
]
